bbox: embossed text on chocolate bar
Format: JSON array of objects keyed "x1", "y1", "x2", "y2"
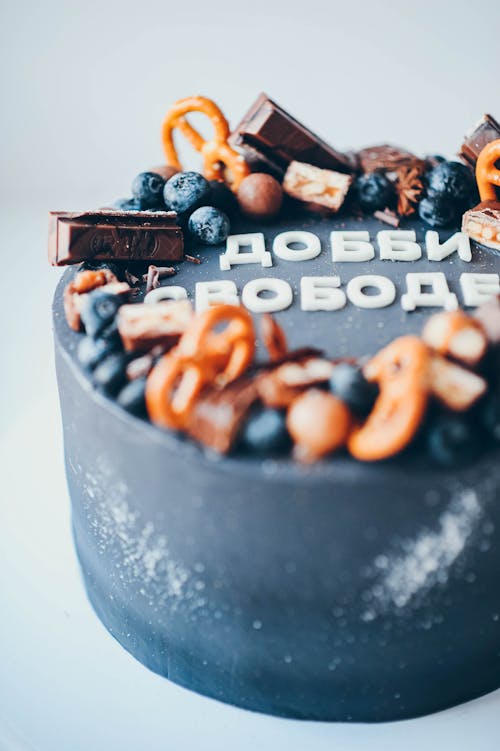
[{"x1": 48, "y1": 210, "x2": 184, "y2": 266}]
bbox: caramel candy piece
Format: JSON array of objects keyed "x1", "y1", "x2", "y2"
[
  {"x1": 429, "y1": 356, "x2": 487, "y2": 412},
  {"x1": 357, "y1": 145, "x2": 425, "y2": 174},
  {"x1": 422, "y1": 310, "x2": 488, "y2": 367},
  {"x1": 256, "y1": 357, "x2": 334, "y2": 408},
  {"x1": 118, "y1": 300, "x2": 194, "y2": 352},
  {"x1": 462, "y1": 200, "x2": 500, "y2": 251},
  {"x1": 287, "y1": 389, "x2": 351, "y2": 462},
  {"x1": 283, "y1": 161, "x2": 352, "y2": 212},
  {"x1": 474, "y1": 294, "x2": 500, "y2": 345},
  {"x1": 186, "y1": 379, "x2": 259, "y2": 454},
  {"x1": 63, "y1": 270, "x2": 124, "y2": 331},
  {"x1": 459, "y1": 114, "x2": 500, "y2": 168}
]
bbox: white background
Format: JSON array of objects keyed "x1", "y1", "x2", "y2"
[{"x1": 1, "y1": 0, "x2": 499, "y2": 748}]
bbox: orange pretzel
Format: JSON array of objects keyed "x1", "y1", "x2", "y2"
[
  {"x1": 348, "y1": 336, "x2": 430, "y2": 462},
  {"x1": 145, "y1": 305, "x2": 255, "y2": 430},
  {"x1": 475, "y1": 139, "x2": 500, "y2": 202},
  {"x1": 161, "y1": 96, "x2": 250, "y2": 190},
  {"x1": 261, "y1": 313, "x2": 288, "y2": 361}
]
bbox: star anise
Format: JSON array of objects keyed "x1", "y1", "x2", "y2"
[{"x1": 395, "y1": 165, "x2": 425, "y2": 217}]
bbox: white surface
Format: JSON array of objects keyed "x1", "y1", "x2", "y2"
[{"x1": 1, "y1": 0, "x2": 500, "y2": 747}]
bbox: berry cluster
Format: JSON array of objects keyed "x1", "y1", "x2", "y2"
[{"x1": 115, "y1": 170, "x2": 235, "y2": 246}]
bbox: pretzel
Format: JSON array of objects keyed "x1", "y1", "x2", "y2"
[
  {"x1": 161, "y1": 96, "x2": 250, "y2": 190},
  {"x1": 261, "y1": 313, "x2": 288, "y2": 361},
  {"x1": 145, "y1": 304, "x2": 255, "y2": 430},
  {"x1": 475, "y1": 139, "x2": 500, "y2": 202},
  {"x1": 348, "y1": 336, "x2": 430, "y2": 462}
]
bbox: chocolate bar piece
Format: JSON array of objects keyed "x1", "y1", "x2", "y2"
[
  {"x1": 187, "y1": 379, "x2": 259, "y2": 454},
  {"x1": 459, "y1": 114, "x2": 500, "y2": 168},
  {"x1": 229, "y1": 93, "x2": 354, "y2": 176},
  {"x1": 357, "y1": 145, "x2": 425, "y2": 174},
  {"x1": 462, "y1": 200, "x2": 500, "y2": 251},
  {"x1": 49, "y1": 210, "x2": 184, "y2": 266}
]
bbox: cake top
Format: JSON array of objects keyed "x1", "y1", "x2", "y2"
[{"x1": 50, "y1": 94, "x2": 500, "y2": 467}]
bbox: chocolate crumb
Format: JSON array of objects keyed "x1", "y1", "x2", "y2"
[
  {"x1": 142, "y1": 265, "x2": 176, "y2": 294},
  {"x1": 185, "y1": 254, "x2": 202, "y2": 264}
]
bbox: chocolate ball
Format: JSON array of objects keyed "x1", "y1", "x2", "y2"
[
  {"x1": 149, "y1": 164, "x2": 179, "y2": 182},
  {"x1": 237, "y1": 173, "x2": 283, "y2": 220}
]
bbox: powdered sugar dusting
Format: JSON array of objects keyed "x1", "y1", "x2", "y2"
[
  {"x1": 79, "y1": 455, "x2": 193, "y2": 610},
  {"x1": 362, "y1": 489, "x2": 482, "y2": 621}
]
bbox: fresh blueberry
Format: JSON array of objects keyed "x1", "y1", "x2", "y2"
[
  {"x1": 77, "y1": 335, "x2": 119, "y2": 370},
  {"x1": 418, "y1": 194, "x2": 458, "y2": 227},
  {"x1": 354, "y1": 173, "x2": 395, "y2": 213},
  {"x1": 241, "y1": 407, "x2": 291, "y2": 455},
  {"x1": 426, "y1": 161, "x2": 477, "y2": 206},
  {"x1": 329, "y1": 363, "x2": 378, "y2": 417},
  {"x1": 208, "y1": 180, "x2": 239, "y2": 216},
  {"x1": 131, "y1": 172, "x2": 166, "y2": 209},
  {"x1": 188, "y1": 206, "x2": 230, "y2": 245},
  {"x1": 113, "y1": 197, "x2": 142, "y2": 211},
  {"x1": 80, "y1": 289, "x2": 125, "y2": 339},
  {"x1": 427, "y1": 414, "x2": 479, "y2": 466},
  {"x1": 163, "y1": 171, "x2": 210, "y2": 214},
  {"x1": 93, "y1": 352, "x2": 130, "y2": 396},
  {"x1": 117, "y1": 377, "x2": 147, "y2": 417}
]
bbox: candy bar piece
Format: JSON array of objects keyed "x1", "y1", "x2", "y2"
[
  {"x1": 63, "y1": 270, "x2": 127, "y2": 331},
  {"x1": 357, "y1": 145, "x2": 425, "y2": 174},
  {"x1": 459, "y1": 114, "x2": 500, "y2": 168},
  {"x1": 283, "y1": 161, "x2": 352, "y2": 212},
  {"x1": 229, "y1": 93, "x2": 354, "y2": 176},
  {"x1": 48, "y1": 210, "x2": 184, "y2": 266},
  {"x1": 186, "y1": 379, "x2": 259, "y2": 454},
  {"x1": 256, "y1": 357, "x2": 334, "y2": 409},
  {"x1": 422, "y1": 310, "x2": 487, "y2": 367},
  {"x1": 474, "y1": 294, "x2": 500, "y2": 345},
  {"x1": 462, "y1": 201, "x2": 500, "y2": 251},
  {"x1": 429, "y1": 356, "x2": 487, "y2": 412},
  {"x1": 117, "y1": 300, "x2": 193, "y2": 352}
]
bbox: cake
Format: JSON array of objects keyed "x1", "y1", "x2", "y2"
[{"x1": 51, "y1": 95, "x2": 500, "y2": 722}]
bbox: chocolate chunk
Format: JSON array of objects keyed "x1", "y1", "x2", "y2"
[
  {"x1": 462, "y1": 200, "x2": 500, "y2": 251},
  {"x1": 357, "y1": 145, "x2": 425, "y2": 174},
  {"x1": 459, "y1": 114, "x2": 500, "y2": 168},
  {"x1": 186, "y1": 378, "x2": 259, "y2": 454},
  {"x1": 48, "y1": 210, "x2": 184, "y2": 266},
  {"x1": 117, "y1": 300, "x2": 194, "y2": 353},
  {"x1": 283, "y1": 161, "x2": 352, "y2": 212},
  {"x1": 229, "y1": 93, "x2": 354, "y2": 176}
]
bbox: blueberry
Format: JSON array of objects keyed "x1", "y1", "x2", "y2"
[
  {"x1": 329, "y1": 363, "x2": 378, "y2": 417},
  {"x1": 427, "y1": 415, "x2": 479, "y2": 466},
  {"x1": 113, "y1": 197, "x2": 142, "y2": 211},
  {"x1": 208, "y1": 180, "x2": 239, "y2": 216},
  {"x1": 77, "y1": 335, "x2": 119, "y2": 370},
  {"x1": 131, "y1": 172, "x2": 166, "y2": 209},
  {"x1": 93, "y1": 352, "x2": 130, "y2": 396},
  {"x1": 426, "y1": 161, "x2": 477, "y2": 206},
  {"x1": 354, "y1": 173, "x2": 395, "y2": 213},
  {"x1": 117, "y1": 377, "x2": 147, "y2": 417},
  {"x1": 163, "y1": 171, "x2": 210, "y2": 214},
  {"x1": 418, "y1": 194, "x2": 458, "y2": 227},
  {"x1": 241, "y1": 407, "x2": 291, "y2": 455},
  {"x1": 80, "y1": 289, "x2": 124, "y2": 339},
  {"x1": 188, "y1": 206, "x2": 230, "y2": 245}
]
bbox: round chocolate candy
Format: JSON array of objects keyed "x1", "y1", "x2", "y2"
[
  {"x1": 237, "y1": 173, "x2": 283, "y2": 220},
  {"x1": 149, "y1": 164, "x2": 179, "y2": 182}
]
